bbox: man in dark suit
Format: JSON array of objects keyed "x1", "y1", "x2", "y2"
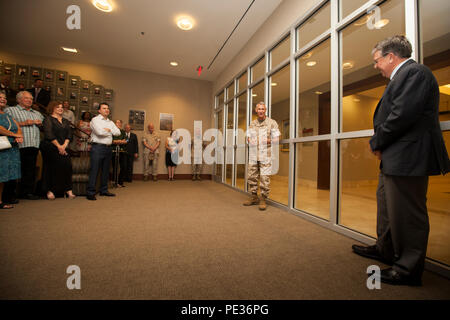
[
  {"x1": 0, "y1": 75, "x2": 17, "y2": 106},
  {"x1": 352, "y1": 35, "x2": 450, "y2": 286},
  {"x1": 124, "y1": 123, "x2": 139, "y2": 182},
  {"x1": 27, "y1": 78, "x2": 50, "y2": 112}
]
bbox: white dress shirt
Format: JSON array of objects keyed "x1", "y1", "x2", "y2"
[
  {"x1": 90, "y1": 114, "x2": 121, "y2": 145},
  {"x1": 390, "y1": 58, "x2": 412, "y2": 80},
  {"x1": 62, "y1": 109, "x2": 75, "y2": 125}
]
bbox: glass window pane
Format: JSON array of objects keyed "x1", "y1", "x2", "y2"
[
  {"x1": 250, "y1": 81, "x2": 265, "y2": 121},
  {"x1": 238, "y1": 72, "x2": 248, "y2": 93},
  {"x1": 297, "y1": 2, "x2": 330, "y2": 50},
  {"x1": 297, "y1": 39, "x2": 331, "y2": 137},
  {"x1": 226, "y1": 82, "x2": 235, "y2": 100},
  {"x1": 340, "y1": 0, "x2": 369, "y2": 21},
  {"x1": 295, "y1": 141, "x2": 330, "y2": 220},
  {"x1": 216, "y1": 110, "x2": 224, "y2": 179},
  {"x1": 270, "y1": 35, "x2": 290, "y2": 69},
  {"x1": 420, "y1": 0, "x2": 450, "y2": 122},
  {"x1": 269, "y1": 64, "x2": 290, "y2": 130},
  {"x1": 339, "y1": 137, "x2": 379, "y2": 236},
  {"x1": 236, "y1": 93, "x2": 247, "y2": 191},
  {"x1": 218, "y1": 91, "x2": 224, "y2": 107},
  {"x1": 268, "y1": 144, "x2": 289, "y2": 206},
  {"x1": 251, "y1": 57, "x2": 265, "y2": 82},
  {"x1": 341, "y1": 0, "x2": 405, "y2": 132}
]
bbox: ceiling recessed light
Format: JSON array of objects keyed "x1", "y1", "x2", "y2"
[
  {"x1": 353, "y1": 98, "x2": 360, "y2": 102},
  {"x1": 343, "y1": 62, "x2": 354, "y2": 69},
  {"x1": 170, "y1": 61, "x2": 178, "y2": 66},
  {"x1": 301, "y1": 52, "x2": 313, "y2": 60},
  {"x1": 61, "y1": 47, "x2": 78, "y2": 53},
  {"x1": 92, "y1": 0, "x2": 113, "y2": 12},
  {"x1": 252, "y1": 94, "x2": 257, "y2": 97},
  {"x1": 306, "y1": 61, "x2": 317, "y2": 67},
  {"x1": 176, "y1": 16, "x2": 194, "y2": 30},
  {"x1": 374, "y1": 19, "x2": 390, "y2": 29},
  {"x1": 271, "y1": 82, "x2": 278, "y2": 86},
  {"x1": 315, "y1": 91, "x2": 323, "y2": 95}
]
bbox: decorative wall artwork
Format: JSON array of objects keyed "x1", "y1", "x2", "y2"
[
  {"x1": 104, "y1": 89, "x2": 113, "y2": 100},
  {"x1": 17, "y1": 65, "x2": 29, "y2": 78},
  {"x1": 44, "y1": 69, "x2": 55, "y2": 82},
  {"x1": 57, "y1": 71, "x2": 67, "y2": 83},
  {"x1": 69, "y1": 88, "x2": 79, "y2": 100},
  {"x1": 30, "y1": 67, "x2": 42, "y2": 79},
  {"x1": 70, "y1": 75, "x2": 81, "y2": 88},
  {"x1": 129, "y1": 110, "x2": 145, "y2": 131},
  {"x1": 159, "y1": 113, "x2": 173, "y2": 131},
  {"x1": 81, "y1": 80, "x2": 91, "y2": 91}
]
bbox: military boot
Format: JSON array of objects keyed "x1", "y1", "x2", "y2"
[
  {"x1": 196, "y1": 174, "x2": 202, "y2": 181},
  {"x1": 259, "y1": 196, "x2": 267, "y2": 211},
  {"x1": 192, "y1": 175, "x2": 196, "y2": 181},
  {"x1": 243, "y1": 194, "x2": 259, "y2": 206}
]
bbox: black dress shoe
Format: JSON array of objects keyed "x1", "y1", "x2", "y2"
[
  {"x1": 380, "y1": 268, "x2": 422, "y2": 286},
  {"x1": 352, "y1": 244, "x2": 392, "y2": 265},
  {"x1": 86, "y1": 194, "x2": 97, "y2": 200},
  {"x1": 100, "y1": 192, "x2": 115, "y2": 197},
  {"x1": 4, "y1": 199, "x2": 19, "y2": 204}
]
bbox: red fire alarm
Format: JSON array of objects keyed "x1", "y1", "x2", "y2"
[{"x1": 197, "y1": 65, "x2": 203, "y2": 76}]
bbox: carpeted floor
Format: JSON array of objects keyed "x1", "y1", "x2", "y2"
[{"x1": 0, "y1": 180, "x2": 449, "y2": 300}]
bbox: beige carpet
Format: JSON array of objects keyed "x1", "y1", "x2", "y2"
[{"x1": 0, "y1": 180, "x2": 449, "y2": 300}]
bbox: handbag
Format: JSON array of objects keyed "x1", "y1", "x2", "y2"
[{"x1": 0, "y1": 116, "x2": 13, "y2": 150}]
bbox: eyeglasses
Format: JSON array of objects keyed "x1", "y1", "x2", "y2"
[{"x1": 373, "y1": 53, "x2": 388, "y2": 66}]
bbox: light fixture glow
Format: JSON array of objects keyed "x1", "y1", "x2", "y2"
[
  {"x1": 374, "y1": 19, "x2": 390, "y2": 29},
  {"x1": 354, "y1": 13, "x2": 372, "y2": 26},
  {"x1": 176, "y1": 16, "x2": 194, "y2": 30},
  {"x1": 61, "y1": 47, "x2": 78, "y2": 53},
  {"x1": 170, "y1": 61, "x2": 178, "y2": 66},
  {"x1": 353, "y1": 98, "x2": 361, "y2": 102},
  {"x1": 300, "y1": 52, "x2": 313, "y2": 60},
  {"x1": 252, "y1": 94, "x2": 257, "y2": 97},
  {"x1": 343, "y1": 62, "x2": 354, "y2": 69},
  {"x1": 315, "y1": 91, "x2": 323, "y2": 95},
  {"x1": 92, "y1": 0, "x2": 113, "y2": 12},
  {"x1": 306, "y1": 61, "x2": 317, "y2": 67},
  {"x1": 271, "y1": 82, "x2": 278, "y2": 86}
]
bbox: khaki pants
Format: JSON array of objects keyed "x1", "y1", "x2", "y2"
[
  {"x1": 143, "y1": 152, "x2": 159, "y2": 177},
  {"x1": 247, "y1": 161, "x2": 271, "y2": 198}
]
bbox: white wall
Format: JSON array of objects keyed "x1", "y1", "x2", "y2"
[{"x1": 0, "y1": 49, "x2": 213, "y2": 175}]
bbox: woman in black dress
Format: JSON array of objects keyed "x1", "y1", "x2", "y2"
[{"x1": 40, "y1": 101, "x2": 75, "y2": 199}]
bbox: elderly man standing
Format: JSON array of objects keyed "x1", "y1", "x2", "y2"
[
  {"x1": 86, "y1": 103, "x2": 120, "y2": 200},
  {"x1": 5, "y1": 91, "x2": 44, "y2": 200},
  {"x1": 142, "y1": 123, "x2": 160, "y2": 181},
  {"x1": 351, "y1": 35, "x2": 450, "y2": 286},
  {"x1": 243, "y1": 102, "x2": 280, "y2": 211}
]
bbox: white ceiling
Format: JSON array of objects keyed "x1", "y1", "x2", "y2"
[{"x1": 0, "y1": 0, "x2": 282, "y2": 81}]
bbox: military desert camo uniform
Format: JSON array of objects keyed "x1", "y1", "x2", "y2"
[
  {"x1": 190, "y1": 140, "x2": 205, "y2": 178},
  {"x1": 247, "y1": 117, "x2": 280, "y2": 198},
  {"x1": 142, "y1": 131, "x2": 161, "y2": 179}
]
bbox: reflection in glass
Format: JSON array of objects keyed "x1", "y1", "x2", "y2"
[
  {"x1": 216, "y1": 110, "x2": 224, "y2": 179},
  {"x1": 250, "y1": 81, "x2": 265, "y2": 121},
  {"x1": 341, "y1": 0, "x2": 404, "y2": 132},
  {"x1": 268, "y1": 64, "x2": 290, "y2": 206},
  {"x1": 271, "y1": 35, "x2": 290, "y2": 69},
  {"x1": 340, "y1": 0, "x2": 369, "y2": 21},
  {"x1": 297, "y1": 2, "x2": 330, "y2": 50},
  {"x1": 295, "y1": 141, "x2": 330, "y2": 220},
  {"x1": 227, "y1": 82, "x2": 235, "y2": 101},
  {"x1": 218, "y1": 91, "x2": 224, "y2": 107},
  {"x1": 225, "y1": 103, "x2": 234, "y2": 185},
  {"x1": 297, "y1": 39, "x2": 330, "y2": 137},
  {"x1": 251, "y1": 57, "x2": 265, "y2": 82},
  {"x1": 238, "y1": 72, "x2": 248, "y2": 93},
  {"x1": 339, "y1": 137, "x2": 379, "y2": 236},
  {"x1": 236, "y1": 93, "x2": 247, "y2": 190}
]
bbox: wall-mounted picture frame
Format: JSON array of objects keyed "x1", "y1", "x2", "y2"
[
  {"x1": 69, "y1": 88, "x2": 79, "y2": 100},
  {"x1": 69, "y1": 75, "x2": 81, "y2": 88},
  {"x1": 91, "y1": 84, "x2": 104, "y2": 97},
  {"x1": 15, "y1": 80, "x2": 29, "y2": 92},
  {"x1": 17, "y1": 65, "x2": 29, "y2": 79},
  {"x1": 281, "y1": 119, "x2": 289, "y2": 152},
  {"x1": 56, "y1": 86, "x2": 66, "y2": 98},
  {"x1": 44, "y1": 84, "x2": 54, "y2": 97},
  {"x1": 159, "y1": 113, "x2": 173, "y2": 131},
  {"x1": 129, "y1": 110, "x2": 145, "y2": 131},
  {"x1": 80, "y1": 95, "x2": 89, "y2": 105},
  {"x1": 81, "y1": 80, "x2": 92, "y2": 92},
  {"x1": 3, "y1": 64, "x2": 15, "y2": 77},
  {"x1": 104, "y1": 89, "x2": 113, "y2": 101},
  {"x1": 56, "y1": 71, "x2": 67, "y2": 83},
  {"x1": 44, "y1": 69, "x2": 55, "y2": 82},
  {"x1": 30, "y1": 67, "x2": 42, "y2": 80}
]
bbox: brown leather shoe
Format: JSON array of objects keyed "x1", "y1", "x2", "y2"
[
  {"x1": 243, "y1": 194, "x2": 259, "y2": 206},
  {"x1": 259, "y1": 197, "x2": 267, "y2": 211}
]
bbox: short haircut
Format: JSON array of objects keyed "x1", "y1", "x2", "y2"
[
  {"x1": 34, "y1": 78, "x2": 43, "y2": 83},
  {"x1": 47, "y1": 101, "x2": 62, "y2": 115},
  {"x1": 16, "y1": 90, "x2": 31, "y2": 101},
  {"x1": 372, "y1": 35, "x2": 412, "y2": 58},
  {"x1": 81, "y1": 111, "x2": 91, "y2": 121},
  {"x1": 255, "y1": 101, "x2": 266, "y2": 109},
  {"x1": 98, "y1": 102, "x2": 109, "y2": 110}
]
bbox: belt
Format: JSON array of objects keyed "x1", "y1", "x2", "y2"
[{"x1": 92, "y1": 142, "x2": 111, "y2": 146}]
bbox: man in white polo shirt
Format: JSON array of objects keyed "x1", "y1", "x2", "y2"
[{"x1": 86, "y1": 102, "x2": 120, "y2": 200}]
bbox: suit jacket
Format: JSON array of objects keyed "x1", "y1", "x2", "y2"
[
  {"x1": 0, "y1": 84, "x2": 17, "y2": 106},
  {"x1": 27, "y1": 87, "x2": 51, "y2": 108},
  {"x1": 125, "y1": 132, "x2": 139, "y2": 155},
  {"x1": 369, "y1": 59, "x2": 450, "y2": 176}
]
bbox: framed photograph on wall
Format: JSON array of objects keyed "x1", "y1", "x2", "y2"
[
  {"x1": 159, "y1": 113, "x2": 173, "y2": 131},
  {"x1": 70, "y1": 75, "x2": 81, "y2": 88},
  {"x1": 80, "y1": 94, "x2": 89, "y2": 106},
  {"x1": 56, "y1": 86, "x2": 66, "y2": 98},
  {"x1": 129, "y1": 110, "x2": 145, "y2": 131},
  {"x1": 44, "y1": 84, "x2": 54, "y2": 98},
  {"x1": 91, "y1": 84, "x2": 104, "y2": 98},
  {"x1": 281, "y1": 119, "x2": 289, "y2": 152},
  {"x1": 81, "y1": 80, "x2": 92, "y2": 92},
  {"x1": 15, "y1": 80, "x2": 29, "y2": 92},
  {"x1": 3, "y1": 64, "x2": 15, "y2": 77},
  {"x1": 17, "y1": 65, "x2": 29, "y2": 79},
  {"x1": 56, "y1": 71, "x2": 67, "y2": 83},
  {"x1": 69, "y1": 88, "x2": 79, "y2": 101},
  {"x1": 44, "y1": 69, "x2": 55, "y2": 82},
  {"x1": 104, "y1": 89, "x2": 113, "y2": 101},
  {"x1": 30, "y1": 67, "x2": 42, "y2": 80}
]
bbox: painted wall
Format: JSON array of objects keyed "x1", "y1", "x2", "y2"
[{"x1": 0, "y1": 49, "x2": 213, "y2": 175}]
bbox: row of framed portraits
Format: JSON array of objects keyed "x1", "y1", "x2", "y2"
[{"x1": 0, "y1": 61, "x2": 114, "y2": 112}]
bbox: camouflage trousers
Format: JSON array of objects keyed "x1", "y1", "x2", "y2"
[
  {"x1": 192, "y1": 163, "x2": 203, "y2": 175},
  {"x1": 247, "y1": 161, "x2": 271, "y2": 198},
  {"x1": 143, "y1": 152, "x2": 159, "y2": 177}
]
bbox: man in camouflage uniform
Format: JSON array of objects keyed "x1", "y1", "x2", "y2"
[
  {"x1": 190, "y1": 139, "x2": 206, "y2": 180},
  {"x1": 243, "y1": 102, "x2": 280, "y2": 210},
  {"x1": 142, "y1": 123, "x2": 161, "y2": 181}
]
